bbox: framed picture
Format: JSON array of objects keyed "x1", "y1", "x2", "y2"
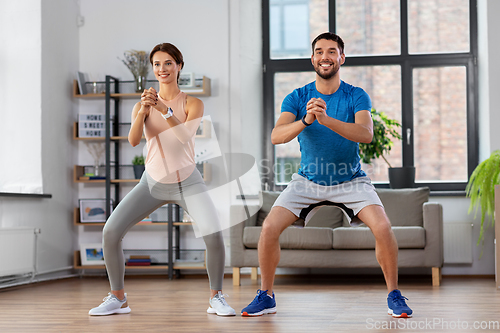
[
  {"x1": 178, "y1": 72, "x2": 195, "y2": 87},
  {"x1": 79, "y1": 199, "x2": 113, "y2": 223},
  {"x1": 80, "y1": 243, "x2": 105, "y2": 266}
]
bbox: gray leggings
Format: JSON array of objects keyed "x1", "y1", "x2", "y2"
[{"x1": 102, "y1": 168, "x2": 225, "y2": 291}]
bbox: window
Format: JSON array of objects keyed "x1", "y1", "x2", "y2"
[
  {"x1": 262, "y1": 0, "x2": 478, "y2": 191},
  {"x1": 270, "y1": 0, "x2": 328, "y2": 59}
]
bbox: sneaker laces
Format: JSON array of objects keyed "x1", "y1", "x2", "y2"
[
  {"x1": 391, "y1": 293, "x2": 409, "y2": 307},
  {"x1": 100, "y1": 293, "x2": 123, "y2": 306},
  {"x1": 99, "y1": 293, "x2": 114, "y2": 306},
  {"x1": 213, "y1": 293, "x2": 230, "y2": 307},
  {"x1": 249, "y1": 289, "x2": 269, "y2": 305}
]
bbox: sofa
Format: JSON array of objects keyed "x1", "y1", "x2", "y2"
[{"x1": 230, "y1": 187, "x2": 443, "y2": 286}]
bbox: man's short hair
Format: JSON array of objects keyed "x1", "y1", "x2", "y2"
[{"x1": 312, "y1": 32, "x2": 344, "y2": 55}]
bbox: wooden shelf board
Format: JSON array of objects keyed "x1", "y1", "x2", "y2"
[
  {"x1": 111, "y1": 179, "x2": 140, "y2": 183},
  {"x1": 73, "y1": 165, "x2": 142, "y2": 183}
]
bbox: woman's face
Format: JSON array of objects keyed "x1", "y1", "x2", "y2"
[{"x1": 152, "y1": 51, "x2": 181, "y2": 84}]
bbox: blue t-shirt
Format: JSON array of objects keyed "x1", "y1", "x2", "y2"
[{"x1": 281, "y1": 80, "x2": 372, "y2": 186}]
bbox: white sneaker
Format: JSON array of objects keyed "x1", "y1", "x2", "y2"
[
  {"x1": 89, "y1": 293, "x2": 131, "y2": 316},
  {"x1": 207, "y1": 291, "x2": 236, "y2": 316}
]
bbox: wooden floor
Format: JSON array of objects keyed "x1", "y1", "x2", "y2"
[{"x1": 0, "y1": 275, "x2": 499, "y2": 333}]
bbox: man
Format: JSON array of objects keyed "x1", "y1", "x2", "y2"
[{"x1": 241, "y1": 32, "x2": 412, "y2": 318}]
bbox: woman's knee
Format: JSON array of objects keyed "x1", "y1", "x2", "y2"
[{"x1": 102, "y1": 222, "x2": 121, "y2": 246}]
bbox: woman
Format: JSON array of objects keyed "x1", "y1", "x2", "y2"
[{"x1": 89, "y1": 43, "x2": 235, "y2": 316}]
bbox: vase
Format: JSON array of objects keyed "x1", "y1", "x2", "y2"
[
  {"x1": 94, "y1": 163, "x2": 100, "y2": 177},
  {"x1": 388, "y1": 166, "x2": 415, "y2": 189},
  {"x1": 135, "y1": 75, "x2": 147, "y2": 92},
  {"x1": 133, "y1": 165, "x2": 145, "y2": 179}
]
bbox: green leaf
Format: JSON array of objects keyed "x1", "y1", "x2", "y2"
[
  {"x1": 466, "y1": 149, "x2": 500, "y2": 254},
  {"x1": 358, "y1": 109, "x2": 402, "y2": 168}
]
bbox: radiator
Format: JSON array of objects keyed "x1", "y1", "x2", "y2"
[
  {"x1": 0, "y1": 228, "x2": 38, "y2": 277},
  {"x1": 443, "y1": 222, "x2": 473, "y2": 264}
]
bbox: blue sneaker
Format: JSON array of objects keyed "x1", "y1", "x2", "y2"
[
  {"x1": 387, "y1": 289, "x2": 413, "y2": 318},
  {"x1": 241, "y1": 289, "x2": 276, "y2": 316}
]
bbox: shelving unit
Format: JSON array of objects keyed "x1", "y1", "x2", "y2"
[{"x1": 73, "y1": 75, "x2": 211, "y2": 279}]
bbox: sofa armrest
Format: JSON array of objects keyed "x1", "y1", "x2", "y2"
[
  {"x1": 423, "y1": 202, "x2": 444, "y2": 267},
  {"x1": 230, "y1": 204, "x2": 259, "y2": 267}
]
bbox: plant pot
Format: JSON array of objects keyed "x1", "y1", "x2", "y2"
[
  {"x1": 388, "y1": 167, "x2": 415, "y2": 189},
  {"x1": 133, "y1": 165, "x2": 145, "y2": 179}
]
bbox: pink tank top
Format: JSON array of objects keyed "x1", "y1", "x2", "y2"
[{"x1": 143, "y1": 91, "x2": 196, "y2": 184}]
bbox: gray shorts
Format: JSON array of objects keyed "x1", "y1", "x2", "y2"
[{"x1": 273, "y1": 173, "x2": 383, "y2": 226}]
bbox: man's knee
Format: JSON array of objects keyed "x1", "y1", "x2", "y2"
[{"x1": 261, "y1": 207, "x2": 297, "y2": 238}]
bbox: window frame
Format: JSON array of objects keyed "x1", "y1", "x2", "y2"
[{"x1": 262, "y1": 0, "x2": 479, "y2": 192}]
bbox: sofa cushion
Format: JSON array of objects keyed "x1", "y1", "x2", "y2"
[
  {"x1": 243, "y1": 226, "x2": 333, "y2": 250},
  {"x1": 256, "y1": 191, "x2": 304, "y2": 227},
  {"x1": 306, "y1": 206, "x2": 344, "y2": 229},
  {"x1": 332, "y1": 226, "x2": 426, "y2": 249},
  {"x1": 375, "y1": 187, "x2": 430, "y2": 227}
]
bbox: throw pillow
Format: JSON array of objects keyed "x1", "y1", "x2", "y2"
[{"x1": 376, "y1": 187, "x2": 430, "y2": 227}]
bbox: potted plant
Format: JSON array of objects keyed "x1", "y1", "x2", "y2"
[
  {"x1": 358, "y1": 109, "x2": 410, "y2": 188},
  {"x1": 466, "y1": 149, "x2": 500, "y2": 248},
  {"x1": 132, "y1": 155, "x2": 145, "y2": 179}
]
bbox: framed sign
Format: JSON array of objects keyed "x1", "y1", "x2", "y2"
[{"x1": 79, "y1": 199, "x2": 113, "y2": 223}]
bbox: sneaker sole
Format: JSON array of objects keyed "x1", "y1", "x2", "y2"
[
  {"x1": 241, "y1": 307, "x2": 277, "y2": 317},
  {"x1": 207, "y1": 307, "x2": 236, "y2": 316},
  {"x1": 388, "y1": 308, "x2": 412, "y2": 318},
  {"x1": 89, "y1": 306, "x2": 131, "y2": 316}
]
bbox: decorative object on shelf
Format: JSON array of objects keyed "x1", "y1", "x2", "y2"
[
  {"x1": 76, "y1": 72, "x2": 88, "y2": 95},
  {"x1": 84, "y1": 142, "x2": 105, "y2": 176},
  {"x1": 79, "y1": 199, "x2": 113, "y2": 223},
  {"x1": 195, "y1": 117, "x2": 211, "y2": 138},
  {"x1": 466, "y1": 149, "x2": 500, "y2": 251},
  {"x1": 132, "y1": 155, "x2": 145, "y2": 179},
  {"x1": 80, "y1": 243, "x2": 105, "y2": 266},
  {"x1": 358, "y1": 109, "x2": 405, "y2": 188},
  {"x1": 194, "y1": 117, "x2": 219, "y2": 164},
  {"x1": 178, "y1": 72, "x2": 195, "y2": 88},
  {"x1": 78, "y1": 113, "x2": 113, "y2": 138},
  {"x1": 120, "y1": 50, "x2": 150, "y2": 92},
  {"x1": 182, "y1": 211, "x2": 194, "y2": 223}
]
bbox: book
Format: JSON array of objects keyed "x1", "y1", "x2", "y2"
[
  {"x1": 77, "y1": 72, "x2": 87, "y2": 95},
  {"x1": 79, "y1": 176, "x2": 106, "y2": 180},
  {"x1": 127, "y1": 258, "x2": 151, "y2": 262},
  {"x1": 126, "y1": 262, "x2": 151, "y2": 266},
  {"x1": 130, "y1": 255, "x2": 150, "y2": 259}
]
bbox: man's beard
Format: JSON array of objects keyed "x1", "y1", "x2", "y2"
[{"x1": 314, "y1": 62, "x2": 339, "y2": 80}]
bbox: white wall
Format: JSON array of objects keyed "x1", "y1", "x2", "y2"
[
  {"x1": 0, "y1": 0, "x2": 79, "y2": 280},
  {"x1": 0, "y1": 0, "x2": 43, "y2": 194}
]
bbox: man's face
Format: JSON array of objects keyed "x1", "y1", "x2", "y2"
[{"x1": 311, "y1": 39, "x2": 345, "y2": 80}]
